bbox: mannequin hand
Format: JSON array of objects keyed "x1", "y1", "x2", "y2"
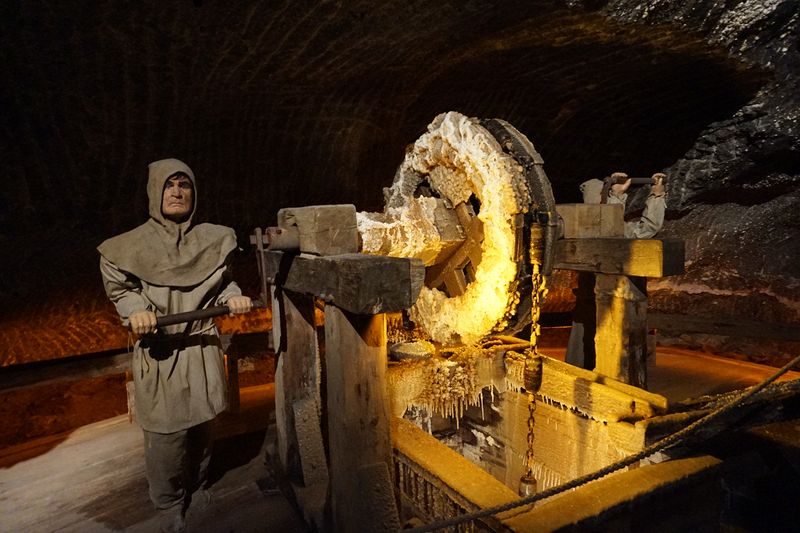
[
  {"x1": 610, "y1": 172, "x2": 631, "y2": 195},
  {"x1": 129, "y1": 310, "x2": 157, "y2": 335},
  {"x1": 227, "y1": 295, "x2": 252, "y2": 315},
  {"x1": 651, "y1": 173, "x2": 666, "y2": 195}
]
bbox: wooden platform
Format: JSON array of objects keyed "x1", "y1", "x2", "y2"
[
  {"x1": 1, "y1": 342, "x2": 797, "y2": 532},
  {"x1": 0, "y1": 384, "x2": 308, "y2": 533}
]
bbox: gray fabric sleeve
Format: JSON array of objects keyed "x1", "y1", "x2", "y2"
[
  {"x1": 99, "y1": 255, "x2": 151, "y2": 326},
  {"x1": 625, "y1": 194, "x2": 666, "y2": 239},
  {"x1": 214, "y1": 265, "x2": 244, "y2": 305},
  {"x1": 216, "y1": 280, "x2": 243, "y2": 305},
  {"x1": 607, "y1": 191, "x2": 627, "y2": 206}
]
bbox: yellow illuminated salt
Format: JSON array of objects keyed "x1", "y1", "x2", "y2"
[{"x1": 361, "y1": 111, "x2": 532, "y2": 345}]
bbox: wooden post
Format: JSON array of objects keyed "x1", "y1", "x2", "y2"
[
  {"x1": 224, "y1": 354, "x2": 240, "y2": 413},
  {"x1": 272, "y1": 288, "x2": 329, "y2": 495},
  {"x1": 554, "y1": 234, "x2": 684, "y2": 387},
  {"x1": 325, "y1": 305, "x2": 400, "y2": 533},
  {"x1": 594, "y1": 274, "x2": 649, "y2": 388}
]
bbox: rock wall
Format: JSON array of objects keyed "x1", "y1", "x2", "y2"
[{"x1": 581, "y1": 0, "x2": 800, "y2": 359}]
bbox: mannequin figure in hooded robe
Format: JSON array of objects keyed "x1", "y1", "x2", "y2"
[
  {"x1": 98, "y1": 158, "x2": 251, "y2": 531},
  {"x1": 565, "y1": 172, "x2": 666, "y2": 370}
]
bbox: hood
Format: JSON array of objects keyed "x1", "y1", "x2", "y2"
[
  {"x1": 579, "y1": 179, "x2": 604, "y2": 204},
  {"x1": 147, "y1": 158, "x2": 196, "y2": 228},
  {"x1": 98, "y1": 158, "x2": 237, "y2": 287}
]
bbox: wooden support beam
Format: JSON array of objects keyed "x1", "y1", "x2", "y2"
[
  {"x1": 271, "y1": 287, "x2": 329, "y2": 529},
  {"x1": 594, "y1": 275, "x2": 649, "y2": 388},
  {"x1": 554, "y1": 238, "x2": 684, "y2": 277},
  {"x1": 538, "y1": 356, "x2": 668, "y2": 422},
  {"x1": 556, "y1": 203, "x2": 624, "y2": 238},
  {"x1": 271, "y1": 288, "x2": 328, "y2": 486},
  {"x1": 263, "y1": 251, "x2": 425, "y2": 314},
  {"x1": 325, "y1": 306, "x2": 400, "y2": 533}
]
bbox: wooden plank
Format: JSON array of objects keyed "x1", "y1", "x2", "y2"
[
  {"x1": 556, "y1": 203, "x2": 624, "y2": 238},
  {"x1": 277, "y1": 204, "x2": 359, "y2": 256},
  {"x1": 324, "y1": 307, "x2": 399, "y2": 533},
  {"x1": 272, "y1": 289, "x2": 327, "y2": 493},
  {"x1": 392, "y1": 417, "x2": 517, "y2": 529},
  {"x1": 539, "y1": 356, "x2": 668, "y2": 422},
  {"x1": 529, "y1": 395, "x2": 647, "y2": 483},
  {"x1": 263, "y1": 251, "x2": 425, "y2": 314},
  {"x1": 502, "y1": 455, "x2": 722, "y2": 533},
  {"x1": 393, "y1": 413, "x2": 720, "y2": 533},
  {"x1": 594, "y1": 274, "x2": 649, "y2": 388},
  {"x1": 554, "y1": 238, "x2": 684, "y2": 277}
]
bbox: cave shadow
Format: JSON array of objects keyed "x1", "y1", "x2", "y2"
[
  {"x1": 207, "y1": 428, "x2": 267, "y2": 487},
  {"x1": 0, "y1": 430, "x2": 76, "y2": 469}
]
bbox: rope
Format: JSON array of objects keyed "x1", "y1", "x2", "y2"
[{"x1": 405, "y1": 352, "x2": 800, "y2": 533}]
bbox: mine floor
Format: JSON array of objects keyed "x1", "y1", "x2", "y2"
[
  {"x1": 1, "y1": 345, "x2": 797, "y2": 532},
  {"x1": 0, "y1": 384, "x2": 308, "y2": 533}
]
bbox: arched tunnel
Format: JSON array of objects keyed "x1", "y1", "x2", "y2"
[
  {"x1": 1, "y1": 0, "x2": 799, "y2": 529},
  {"x1": 2, "y1": 0, "x2": 797, "y2": 366}
]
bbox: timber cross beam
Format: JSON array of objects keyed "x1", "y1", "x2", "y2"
[{"x1": 552, "y1": 203, "x2": 685, "y2": 389}]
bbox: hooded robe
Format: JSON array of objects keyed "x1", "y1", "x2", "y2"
[{"x1": 98, "y1": 158, "x2": 240, "y2": 433}]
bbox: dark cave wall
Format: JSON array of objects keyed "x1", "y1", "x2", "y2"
[
  {"x1": 597, "y1": 0, "x2": 800, "y2": 357},
  {"x1": 0, "y1": 0, "x2": 796, "y2": 364}
]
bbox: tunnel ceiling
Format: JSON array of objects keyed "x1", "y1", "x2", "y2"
[
  {"x1": 3, "y1": 0, "x2": 796, "y2": 364},
  {"x1": 1, "y1": 0, "x2": 767, "y2": 237}
]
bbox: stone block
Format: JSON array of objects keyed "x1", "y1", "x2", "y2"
[{"x1": 277, "y1": 204, "x2": 359, "y2": 256}]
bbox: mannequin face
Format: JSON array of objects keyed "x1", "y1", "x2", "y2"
[{"x1": 161, "y1": 174, "x2": 194, "y2": 222}]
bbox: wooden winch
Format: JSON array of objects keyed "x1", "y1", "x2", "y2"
[{"x1": 251, "y1": 111, "x2": 708, "y2": 532}]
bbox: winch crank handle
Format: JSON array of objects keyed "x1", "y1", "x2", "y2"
[
  {"x1": 155, "y1": 299, "x2": 265, "y2": 328},
  {"x1": 600, "y1": 176, "x2": 657, "y2": 204}
]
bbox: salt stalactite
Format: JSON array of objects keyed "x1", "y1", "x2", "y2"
[
  {"x1": 532, "y1": 461, "x2": 564, "y2": 493},
  {"x1": 387, "y1": 361, "x2": 429, "y2": 418},
  {"x1": 358, "y1": 111, "x2": 531, "y2": 345},
  {"x1": 388, "y1": 342, "x2": 533, "y2": 429},
  {"x1": 503, "y1": 351, "x2": 527, "y2": 393}
]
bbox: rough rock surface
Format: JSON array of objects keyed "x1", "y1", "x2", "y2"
[{"x1": 584, "y1": 0, "x2": 800, "y2": 358}]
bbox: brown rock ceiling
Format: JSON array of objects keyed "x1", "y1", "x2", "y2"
[{"x1": 0, "y1": 0, "x2": 794, "y2": 365}]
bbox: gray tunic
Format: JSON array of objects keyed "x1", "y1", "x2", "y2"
[
  {"x1": 100, "y1": 256, "x2": 241, "y2": 433},
  {"x1": 607, "y1": 191, "x2": 666, "y2": 239}
]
